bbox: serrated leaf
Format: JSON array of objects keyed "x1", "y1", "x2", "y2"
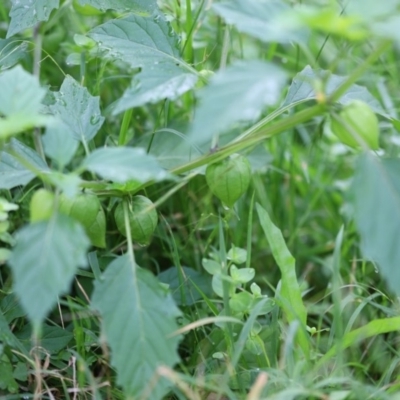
[
  {"x1": 7, "y1": 0, "x2": 60, "y2": 38},
  {"x1": 256, "y1": 203, "x2": 309, "y2": 356},
  {"x1": 190, "y1": 60, "x2": 287, "y2": 144},
  {"x1": 8, "y1": 214, "x2": 90, "y2": 327},
  {"x1": 91, "y1": 255, "x2": 181, "y2": 399},
  {"x1": 111, "y1": 63, "x2": 197, "y2": 114},
  {"x1": 213, "y1": 0, "x2": 308, "y2": 44},
  {"x1": 351, "y1": 154, "x2": 400, "y2": 296},
  {"x1": 49, "y1": 76, "x2": 104, "y2": 144},
  {"x1": 88, "y1": 14, "x2": 181, "y2": 68},
  {"x1": 43, "y1": 120, "x2": 79, "y2": 168},
  {"x1": 82, "y1": 147, "x2": 170, "y2": 183},
  {"x1": 283, "y1": 65, "x2": 392, "y2": 119},
  {"x1": 78, "y1": 0, "x2": 157, "y2": 13},
  {"x1": 0, "y1": 138, "x2": 49, "y2": 189},
  {"x1": 88, "y1": 14, "x2": 196, "y2": 112},
  {"x1": 0, "y1": 38, "x2": 28, "y2": 71}
]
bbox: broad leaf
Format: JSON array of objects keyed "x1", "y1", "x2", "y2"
[
  {"x1": 49, "y1": 76, "x2": 104, "y2": 144},
  {"x1": 256, "y1": 203, "x2": 309, "y2": 356},
  {"x1": 17, "y1": 324, "x2": 73, "y2": 354},
  {"x1": 77, "y1": 0, "x2": 157, "y2": 13},
  {"x1": 190, "y1": 60, "x2": 287, "y2": 144},
  {"x1": 8, "y1": 214, "x2": 90, "y2": 327},
  {"x1": 0, "y1": 65, "x2": 46, "y2": 117},
  {"x1": 82, "y1": 147, "x2": 170, "y2": 183},
  {"x1": 351, "y1": 154, "x2": 400, "y2": 296},
  {"x1": 88, "y1": 14, "x2": 196, "y2": 113},
  {"x1": 43, "y1": 120, "x2": 79, "y2": 168},
  {"x1": 213, "y1": 0, "x2": 308, "y2": 44},
  {"x1": 283, "y1": 65, "x2": 392, "y2": 119},
  {"x1": 7, "y1": 0, "x2": 60, "y2": 38},
  {"x1": 0, "y1": 138, "x2": 49, "y2": 189},
  {"x1": 0, "y1": 66, "x2": 51, "y2": 138},
  {"x1": 0, "y1": 38, "x2": 28, "y2": 71},
  {"x1": 92, "y1": 255, "x2": 181, "y2": 399},
  {"x1": 158, "y1": 266, "x2": 212, "y2": 306},
  {"x1": 111, "y1": 64, "x2": 198, "y2": 114}
]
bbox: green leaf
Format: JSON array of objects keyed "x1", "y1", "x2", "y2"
[
  {"x1": 91, "y1": 255, "x2": 181, "y2": 399},
  {"x1": 229, "y1": 291, "x2": 253, "y2": 313},
  {"x1": 7, "y1": 0, "x2": 60, "y2": 38},
  {"x1": 230, "y1": 265, "x2": 255, "y2": 284},
  {"x1": 227, "y1": 246, "x2": 247, "y2": 265},
  {"x1": 0, "y1": 65, "x2": 46, "y2": 117},
  {"x1": 0, "y1": 39, "x2": 28, "y2": 71},
  {"x1": 88, "y1": 14, "x2": 196, "y2": 113},
  {"x1": 0, "y1": 138, "x2": 49, "y2": 189},
  {"x1": 0, "y1": 353, "x2": 18, "y2": 393},
  {"x1": 283, "y1": 65, "x2": 392, "y2": 119},
  {"x1": 343, "y1": 0, "x2": 400, "y2": 43},
  {"x1": 49, "y1": 76, "x2": 105, "y2": 144},
  {"x1": 202, "y1": 258, "x2": 221, "y2": 275},
  {"x1": 82, "y1": 147, "x2": 170, "y2": 184},
  {"x1": 190, "y1": 60, "x2": 287, "y2": 144},
  {"x1": 77, "y1": 0, "x2": 157, "y2": 13},
  {"x1": 350, "y1": 154, "x2": 400, "y2": 296},
  {"x1": 0, "y1": 308, "x2": 29, "y2": 356},
  {"x1": 42, "y1": 121, "x2": 79, "y2": 168},
  {"x1": 17, "y1": 324, "x2": 73, "y2": 354},
  {"x1": 0, "y1": 66, "x2": 51, "y2": 138},
  {"x1": 8, "y1": 214, "x2": 90, "y2": 327},
  {"x1": 111, "y1": 64, "x2": 198, "y2": 114},
  {"x1": 256, "y1": 203, "x2": 309, "y2": 357},
  {"x1": 213, "y1": 0, "x2": 308, "y2": 44},
  {"x1": 158, "y1": 266, "x2": 212, "y2": 306}
]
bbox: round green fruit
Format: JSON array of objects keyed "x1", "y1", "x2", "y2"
[
  {"x1": 30, "y1": 189, "x2": 55, "y2": 222},
  {"x1": 114, "y1": 196, "x2": 158, "y2": 245},
  {"x1": 59, "y1": 193, "x2": 106, "y2": 248},
  {"x1": 205, "y1": 154, "x2": 251, "y2": 208},
  {"x1": 330, "y1": 100, "x2": 379, "y2": 150}
]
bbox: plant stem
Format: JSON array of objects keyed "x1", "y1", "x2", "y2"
[
  {"x1": 118, "y1": 109, "x2": 133, "y2": 146},
  {"x1": 32, "y1": 24, "x2": 46, "y2": 162},
  {"x1": 329, "y1": 40, "x2": 391, "y2": 103},
  {"x1": 184, "y1": 0, "x2": 193, "y2": 63},
  {"x1": 123, "y1": 200, "x2": 136, "y2": 268},
  {"x1": 171, "y1": 103, "x2": 326, "y2": 175}
]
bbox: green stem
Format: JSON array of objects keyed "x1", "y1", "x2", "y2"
[
  {"x1": 118, "y1": 109, "x2": 133, "y2": 146},
  {"x1": 184, "y1": 0, "x2": 193, "y2": 63},
  {"x1": 32, "y1": 24, "x2": 46, "y2": 162},
  {"x1": 171, "y1": 103, "x2": 326, "y2": 175},
  {"x1": 123, "y1": 200, "x2": 136, "y2": 268},
  {"x1": 329, "y1": 40, "x2": 391, "y2": 103}
]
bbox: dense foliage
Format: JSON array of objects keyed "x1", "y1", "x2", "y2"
[{"x1": 1, "y1": 0, "x2": 400, "y2": 399}]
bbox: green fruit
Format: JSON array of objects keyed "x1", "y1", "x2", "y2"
[
  {"x1": 30, "y1": 189, "x2": 55, "y2": 222},
  {"x1": 330, "y1": 100, "x2": 379, "y2": 150},
  {"x1": 205, "y1": 154, "x2": 251, "y2": 208},
  {"x1": 59, "y1": 193, "x2": 106, "y2": 248},
  {"x1": 114, "y1": 196, "x2": 158, "y2": 245}
]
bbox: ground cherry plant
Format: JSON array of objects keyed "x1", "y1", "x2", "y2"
[{"x1": 2, "y1": 0, "x2": 400, "y2": 399}]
